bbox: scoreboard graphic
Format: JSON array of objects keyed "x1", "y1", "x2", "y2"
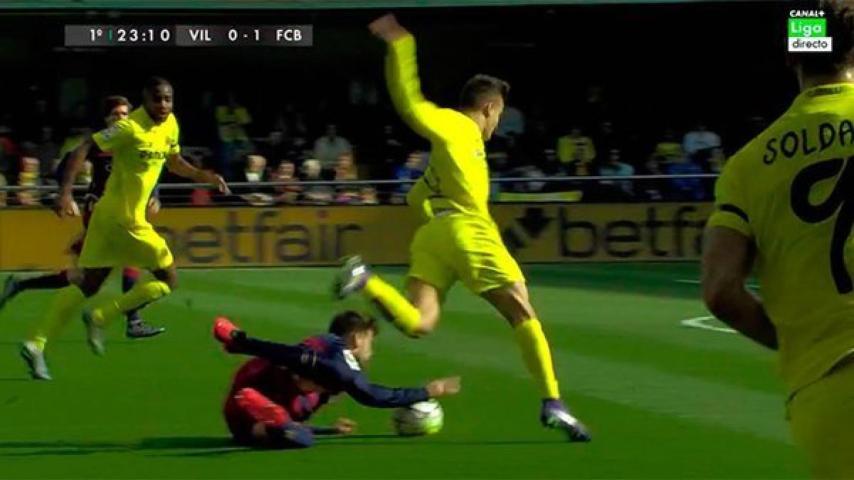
[{"x1": 65, "y1": 25, "x2": 313, "y2": 46}]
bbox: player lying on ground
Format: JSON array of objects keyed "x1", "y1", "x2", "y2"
[
  {"x1": 334, "y1": 14, "x2": 589, "y2": 442},
  {"x1": 28, "y1": 77, "x2": 229, "y2": 380},
  {"x1": 1, "y1": 97, "x2": 165, "y2": 362},
  {"x1": 702, "y1": 1, "x2": 854, "y2": 477},
  {"x1": 214, "y1": 311, "x2": 461, "y2": 448}
]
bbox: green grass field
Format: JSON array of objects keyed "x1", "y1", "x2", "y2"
[{"x1": 0, "y1": 263, "x2": 807, "y2": 479}]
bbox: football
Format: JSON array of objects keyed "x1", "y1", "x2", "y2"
[{"x1": 392, "y1": 400, "x2": 444, "y2": 436}]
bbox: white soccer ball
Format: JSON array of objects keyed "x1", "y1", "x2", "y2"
[{"x1": 392, "y1": 400, "x2": 444, "y2": 436}]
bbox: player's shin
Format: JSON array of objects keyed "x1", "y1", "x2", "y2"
[
  {"x1": 513, "y1": 318, "x2": 560, "y2": 400},
  {"x1": 363, "y1": 276, "x2": 421, "y2": 337},
  {"x1": 91, "y1": 279, "x2": 171, "y2": 326},
  {"x1": 27, "y1": 286, "x2": 87, "y2": 351}
]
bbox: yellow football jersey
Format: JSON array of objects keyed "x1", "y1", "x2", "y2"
[
  {"x1": 386, "y1": 34, "x2": 492, "y2": 224},
  {"x1": 708, "y1": 83, "x2": 854, "y2": 395},
  {"x1": 92, "y1": 108, "x2": 180, "y2": 225}
]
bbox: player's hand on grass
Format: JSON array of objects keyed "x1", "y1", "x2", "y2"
[
  {"x1": 334, "y1": 417, "x2": 357, "y2": 435},
  {"x1": 426, "y1": 376, "x2": 461, "y2": 398},
  {"x1": 55, "y1": 192, "x2": 80, "y2": 218},
  {"x1": 369, "y1": 14, "x2": 409, "y2": 43}
]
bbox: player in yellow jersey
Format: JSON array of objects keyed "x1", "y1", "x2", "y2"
[
  {"x1": 22, "y1": 77, "x2": 229, "y2": 378},
  {"x1": 702, "y1": 2, "x2": 854, "y2": 477},
  {"x1": 334, "y1": 14, "x2": 589, "y2": 442}
]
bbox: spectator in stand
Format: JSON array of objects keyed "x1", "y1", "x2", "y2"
[
  {"x1": 666, "y1": 154, "x2": 706, "y2": 201},
  {"x1": 243, "y1": 154, "x2": 267, "y2": 184},
  {"x1": 191, "y1": 181, "x2": 214, "y2": 206},
  {"x1": 313, "y1": 124, "x2": 352, "y2": 171},
  {"x1": 190, "y1": 153, "x2": 215, "y2": 206},
  {"x1": 241, "y1": 155, "x2": 273, "y2": 206},
  {"x1": 334, "y1": 152, "x2": 360, "y2": 204},
  {"x1": 274, "y1": 160, "x2": 302, "y2": 205},
  {"x1": 682, "y1": 121, "x2": 721, "y2": 162},
  {"x1": 557, "y1": 125, "x2": 596, "y2": 176},
  {"x1": 652, "y1": 128, "x2": 684, "y2": 165},
  {"x1": 17, "y1": 156, "x2": 41, "y2": 206},
  {"x1": 598, "y1": 148, "x2": 635, "y2": 200},
  {"x1": 301, "y1": 159, "x2": 333, "y2": 205},
  {"x1": 392, "y1": 151, "x2": 425, "y2": 204},
  {"x1": 359, "y1": 187, "x2": 379, "y2": 205},
  {"x1": 216, "y1": 92, "x2": 254, "y2": 178}
]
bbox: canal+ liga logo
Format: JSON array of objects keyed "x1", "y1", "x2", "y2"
[{"x1": 789, "y1": 10, "x2": 832, "y2": 52}]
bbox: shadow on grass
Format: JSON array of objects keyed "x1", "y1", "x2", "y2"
[
  {"x1": 316, "y1": 434, "x2": 560, "y2": 447},
  {"x1": 0, "y1": 435, "x2": 561, "y2": 458},
  {"x1": 0, "y1": 437, "x2": 242, "y2": 458}
]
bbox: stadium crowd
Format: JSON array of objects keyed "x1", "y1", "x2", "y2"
[{"x1": 0, "y1": 83, "x2": 753, "y2": 208}]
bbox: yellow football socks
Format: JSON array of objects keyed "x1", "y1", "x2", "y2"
[
  {"x1": 90, "y1": 280, "x2": 171, "y2": 326},
  {"x1": 27, "y1": 286, "x2": 86, "y2": 352},
  {"x1": 514, "y1": 318, "x2": 561, "y2": 399},
  {"x1": 363, "y1": 276, "x2": 421, "y2": 337}
]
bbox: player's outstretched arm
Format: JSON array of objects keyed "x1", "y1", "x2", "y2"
[
  {"x1": 55, "y1": 138, "x2": 93, "y2": 217},
  {"x1": 702, "y1": 226, "x2": 778, "y2": 350},
  {"x1": 345, "y1": 373, "x2": 460, "y2": 408},
  {"x1": 370, "y1": 14, "x2": 450, "y2": 142},
  {"x1": 166, "y1": 154, "x2": 230, "y2": 194}
]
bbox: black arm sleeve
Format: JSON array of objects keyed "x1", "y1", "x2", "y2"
[
  {"x1": 344, "y1": 371, "x2": 430, "y2": 408},
  {"x1": 230, "y1": 335, "x2": 319, "y2": 372}
]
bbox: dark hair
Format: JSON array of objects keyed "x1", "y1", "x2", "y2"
[
  {"x1": 459, "y1": 74, "x2": 510, "y2": 110},
  {"x1": 328, "y1": 311, "x2": 378, "y2": 338},
  {"x1": 791, "y1": 1, "x2": 854, "y2": 76},
  {"x1": 102, "y1": 95, "x2": 131, "y2": 117},
  {"x1": 143, "y1": 76, "x2": 172, "y2": 94}
]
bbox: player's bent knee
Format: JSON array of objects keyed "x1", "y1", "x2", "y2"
[
  {"x1": 153, "y1": 267, "x2": 178, "y2": 291},
  {"x1": 483, "y1": 283, "x2": 536, "y2": 327}
]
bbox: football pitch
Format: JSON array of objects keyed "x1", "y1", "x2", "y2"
[{"x1": 0, "y1": 263, "x2": 807, "y2": 479}]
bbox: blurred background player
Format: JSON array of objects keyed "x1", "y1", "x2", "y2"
[
  {"x1": 214, "y1": 312, "x2": 461, "y2": 449},
  {"x1": 3, "y1": 96, "x2": 165, "y2": 361},
  {"x1": 23, "y1": 77, "x2": 229, "y2": 380},
  {"x1": 335, "y1": 14, "x2": 589, "y2": 442},
  {"x1": 702, "y1": 1, "x2": 854, "y2": 477}
]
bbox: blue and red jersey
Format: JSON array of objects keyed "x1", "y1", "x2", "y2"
[{"x1": 226, "y1": 333, "x2": 429, "y2": 422}]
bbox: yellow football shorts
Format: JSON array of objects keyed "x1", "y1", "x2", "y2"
[
  {"x1": 78, "y1": 210, "x2": 173, "y2": 270},
  {"x1": 408, "y1": 213, "x2": 524, "y2": 296},
  {"x1": 788, "y1": 355, "x2": 854, "y2": 479}
]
